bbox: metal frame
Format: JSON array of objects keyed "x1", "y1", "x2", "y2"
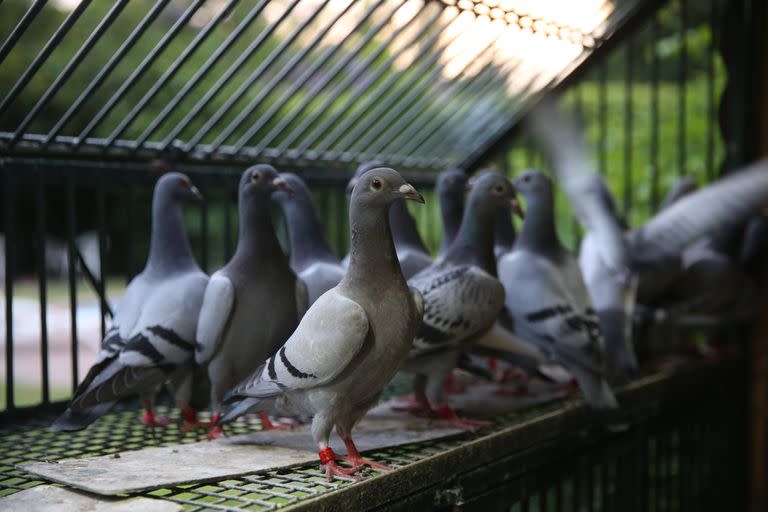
[{"x1": 0, "y1": 0, "x2": 645, "y2": 173}]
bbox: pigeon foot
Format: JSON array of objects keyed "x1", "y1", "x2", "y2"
[{"x1": 432, "y1": 405, "x2": 490, "y2": 431}]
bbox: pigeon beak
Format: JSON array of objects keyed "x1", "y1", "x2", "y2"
[
  {"x1": 399, "y1": 183, "x2": 425, "y2": 204},
  {"x1": 346, "y1": 177, "x2": 358, "y2": 196},
  {"x1": 466, "y1": 177, "x2": 475, "y2": 190},
  {"x1": 189, "y1": 185, "x2": 203, "y2": 201},
  {"x1": 510, "y1": 197, "x2": 524, "y2": 218},
  {"x1": 272, "y1": 177, "x2": 293, "y2": 196}
]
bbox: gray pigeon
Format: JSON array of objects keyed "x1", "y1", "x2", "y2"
[
  {"x1": 660, "y1": 175, "x2": 698, "y2": 211},
  {"x1": 220, "y1": 168, "x2": 425, "y2": 481},
  {"x1": 53, "y1": 173, "x2": 208, "y2": 431},
  {"x1": 401, "y1": 171, "x2": 524, "y2": 428},
  {"x1": 436, "y1": 168, "x2": 468, "y2": 255},
  {"x1": 195, "y1": 165, "x2": 308, "y2": 437},
  {"x1": 529, "y1": 102, "x2": 768, "y2": 382},
  {"x1": 499, "y1": 170, "x2": 620, "y2": 413},
  {"x1": 274, "y1": 172, "x2": 345, "y2": 305},
  {"x1": 343, "y1": 160, "x2": 432, "y2": 278}
]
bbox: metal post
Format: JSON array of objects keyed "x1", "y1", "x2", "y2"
[{"x1": 66, "y1": 177, "x2": 79, "y2": 394}]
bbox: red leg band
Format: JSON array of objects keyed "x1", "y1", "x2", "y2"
[
  {"x1": 318, "y1": 447, "x2": 335, "y2": 465},
  {"x1": 183, "y1": 409, "x2": 198, "y2": 423},
  {"x1": 210, "y1": 414, "x2": 221, "y2": 426}
]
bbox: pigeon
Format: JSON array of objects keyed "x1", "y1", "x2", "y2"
[
  {"x1": 498, "y1": 169, "x2": 620, "y2": 412},
  {"x1": 528, "y1": 102, "x2": 768, "y2": 381},
  {"x1": 401, "y1": 171, "x2": 523, "y2": 428},
  {"x1": 274, "y1": 172, "x2": 345, "y2": 306},
  {"x1": 219, "y1": 168, "x2": 425, "y2": 481},
  {"x1": 53, "y1": 173, "x2": 208, "y2": 431},
  {"x1": 436, "y1": 168, "x2": 468, "y2": 255},
  {"x1": 195, "y1": 165, "x2": 308, "y2": 437},
  {"x1": 659, "y1": 175, "x2": 698, "y2": 211},
  {"x1": 343, "y1": 160, "x2": 432, "y2": 278}
]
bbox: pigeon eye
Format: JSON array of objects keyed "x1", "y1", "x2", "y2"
[
  {"x1": 522, "y1": 175, "x2": 532, "y2": 183},
  {"x1": 493, "y1": 184, "x2": 505, "y2": 195},
  {"x1": 371, "y1": 178, "x2": 382, "y2": 191},
  {"x1": 251, "y1": 171, "x2": 263, "y2": 182}
]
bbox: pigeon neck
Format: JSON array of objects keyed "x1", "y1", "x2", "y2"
[
  {"x1": 517, "y1": 193, "x2": 562, "y2": 257},
  {"x1": 390, "y1": 200, "x2": 429, "y2": 253},
  {"x1": 146, "y1": 193, "x2": 198, "y2": 274},
  {"x1": 282, "y1": 197, "x2": 338, "y2": 271},
  {"x1": 344, "y1": 202, "x2": 404, "y2": 290},
  {"x1": 439, "y1": 191, "x2": 463, "y2": 253},
  {"x1": 444, "y1": 195, "x2": 497, "y2": 275},
  {"x1": 234, "y1": 196, "x2": 283, "y2": 263},
  {"x1": 494, "y1": 208, "x2": 516, "y2": 255}
]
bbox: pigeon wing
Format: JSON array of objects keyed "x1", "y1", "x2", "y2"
[
  {"x1": 409, "y1": 265, "x2": 505, "y2": 356},
  {"x1": 195, "y1": 273, "x2": 235, "y2": 365},
  {"x1": 229, "y1": 288, "x2": 369, "y2": 398}
]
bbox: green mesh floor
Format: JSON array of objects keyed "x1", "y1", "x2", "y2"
[{"x1": 0, "y1": 393, "x2": 571, "y2": 510}]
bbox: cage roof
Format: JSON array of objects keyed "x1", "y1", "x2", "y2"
[{"x1": 0, "y1": 0, "x2": 646, "y2": 173}]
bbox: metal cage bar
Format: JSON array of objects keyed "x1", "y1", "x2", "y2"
[
  {"x1": 0, "y1": 0, "x2": 47, "y2": 67},
  {"x1": 187, "y1": 0, "x2": 333, "y2": 152},
  {"x1": 284, "y1": 4, "x2": 443, "y2": 156},
  {"x1": 251, "y1": 0, "x2": 408, "y2": 155},
  {"x1": 44, "y1": 0, "x2": 173, "y2": 146},
  {"x1": 0, "y1": 0, "x2": 92, "y2": 118},
  {"x1": 75, "y1": 0, "x2": 207, "y2": 146},
  {"x1": 162, "y1": 0, "x2": 303, "y2": 152},
  {"x1": 230, "y1": 0, "x2": 388, "y2": 155},
  {"x1": 105, "y1": 0, "x2": 243, "y2": 147},
  {"x1": 10, "y1": 0, "x2": 130, "y2": 145},
  {"x1": 134, "y1": 0, "x2": 271, "y2": 149}
]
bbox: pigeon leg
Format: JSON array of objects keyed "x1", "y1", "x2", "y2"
[
  {"x1": 178, "y1": 404, "x2": 206, "y2": 436},
  {"x1": 432, "y1": 405, "x2": 491, "y2": 431},
  {"x1": 391, "y1": 375, "x2": 433, "y2": 415},
  {"x1": 258, "y1": 411, "x2": 296, "y2": 431},
  {"x1": 339, "y1": 436, "x2": 392, "y2": 472},
  {"x1": 207, "y1": 412, "x2": 225, "y2": 440},
  {"x1": 495, "y1": 367, "x2": 531, "y2": 396},
  {"x1": 443, "y1": 372, "x2": 468, "y2": 395},
  {"x1": 140, "y1": 399, "x2": 170, "y2": 428},
  {"x1": 319, "y1": 446, "x2": 362, "y2": 481}
]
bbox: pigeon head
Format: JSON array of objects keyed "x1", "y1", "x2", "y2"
[
  {"x1": 272, "y1": 172, "x2": 307, "y2": 204},
  {"x1": 468, "y1": 170, "x2": 522, "y2": 218},
  {"x1": 513, "y1": 169, "x2": 553, "y2": 208},
  {"x1": 436, "y1": 168, "x2": 469, "y2": 199},
  {"x1": 346, "y1": 160, "x2": 386, "y2": 196},
  {"x1": 240, "y1": 164, "x2": 291, "y2": 198},
  {"x1": 156, "y1": 171, "x2": 203, "y2": 203},
  {"x1": 351, "y1": 168, "x2": 424, "y2": 208}
]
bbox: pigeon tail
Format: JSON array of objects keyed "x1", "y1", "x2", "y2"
[
  {"x1": 456, "y1": 353, "x2": 494, "y2": 381},
  {"x1": 218, "y1": 397, "x2": 262, "y2": 425},
  {"x1": 569, "y1": 365, "x2": 619, "y2": 411},
  {"x1": 51, "y1": 402, "x2": 116, "y2": 432}
]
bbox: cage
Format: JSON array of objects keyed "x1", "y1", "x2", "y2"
[{"x1": 0, "y1": 0, "x2": 766, "y2": 510}]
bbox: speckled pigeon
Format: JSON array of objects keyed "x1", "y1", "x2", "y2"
[
  {"x1": 219, "y1": 168, "x2": 425, "y2": 481},
  {"x1": 499, "y1": 170, "x2": 620, "y2": 412},
  {"x1": 195, "y1": 165, "x2": 308, "y2": 438},
  {"x1": 343, "y1": 160, "x2": 432, "y2": 278},
  {"x1": 52, "y1": 172, "x2": 208, "y2": 431},
  {"x1": 401, "y1": 171, "x2": 524, "y2": 428},
  {"x1": 274, "y1": 172, "x2": 345, "y2": 306}
]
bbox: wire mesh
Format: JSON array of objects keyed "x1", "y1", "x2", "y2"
[{"x1": 0, "y1": 365, "x2": 747, "y2": 511}]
